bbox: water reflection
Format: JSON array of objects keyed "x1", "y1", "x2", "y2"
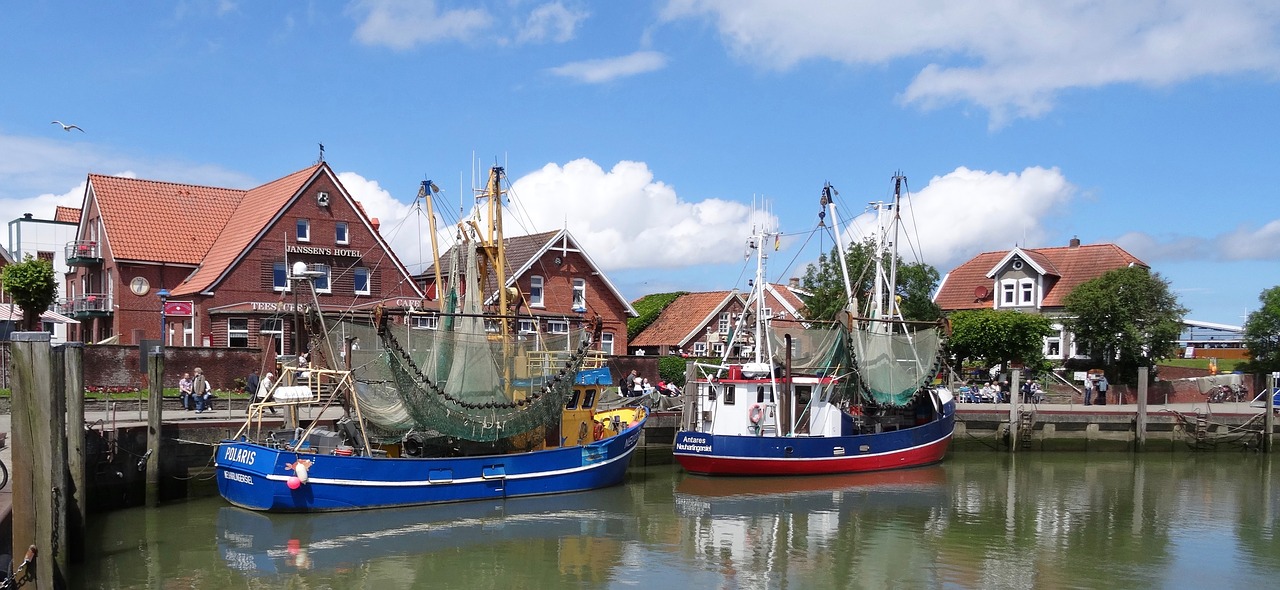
[{"x1": 76, "y1": 454, "x2": 1280, "y2": 589}]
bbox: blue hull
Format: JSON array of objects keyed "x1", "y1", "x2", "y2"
[{"x1": 216, "y1": 417, "x2": 645, "y2": 512}]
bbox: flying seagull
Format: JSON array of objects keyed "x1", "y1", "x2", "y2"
[{"x1": 51, "y1": 121, "x2": 84, "y2": 132}]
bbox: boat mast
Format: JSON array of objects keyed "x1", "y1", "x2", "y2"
[
  {"x1": 822, "y1": 183, "x2": 857, "y2": 322},
  {"x1": 475, "y1": 166, "x2": 510, "y2": 335},
  {"x1": 420, "y1": 179, "x2": 445, "y2": 301}
]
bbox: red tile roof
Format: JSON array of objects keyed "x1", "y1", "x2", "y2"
[
  {"x1": 632, "y1": 290, "x2": 739, "y2": 347},
  {"x1": 171, "y1": 165, "x2": 321, "y2": 296},
  {"x1": 53, "y1": 206, "x2": 81, "y2": 224},
  {"x1": 88, "y1": 174, "x2": 246, "y2": 265},
  {"x1": 934, "y1": 243, "x2": 1146, "y2": 311}
]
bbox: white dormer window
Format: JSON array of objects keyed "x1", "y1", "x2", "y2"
[
  {"x1": 1019, "y1": 279, "x2": 1035, "y2": 305},
  {"x1": 1001, "y1": 280, "x2": 1016, "y2": 306}
]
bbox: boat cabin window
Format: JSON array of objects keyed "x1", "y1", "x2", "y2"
[
  {"x1": 724, "y1": 384, "x2": 736, "y2": 405},
  {"x1": 565, "y1": 388, "x2": 583, "y2": 409},
  {"x1": 757, "y1": 385, "x2": 767, "y2": 403},
  {"x1": 707, "y1": 384, "x2": 717, "y2": 402},
  {"x1": 582, "y1": 388, "x2": 597, "y2": 410}
]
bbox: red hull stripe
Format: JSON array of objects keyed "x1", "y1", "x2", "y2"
[{"x1": 674, "y1": 433, "x2": 953, "y2": 476}]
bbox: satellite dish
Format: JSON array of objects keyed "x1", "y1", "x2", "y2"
[{"x1": 974, "y1": 285, "x2": 990, "y2": 299}]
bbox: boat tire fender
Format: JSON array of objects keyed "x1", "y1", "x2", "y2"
[
  {"x1": 594, "y1": 421, "x2": 605, "y2": 441},
  {"x1": 749, "y1": 403, "x2": 765, "y2": 425}
]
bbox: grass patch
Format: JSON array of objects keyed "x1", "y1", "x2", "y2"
[{"x1": 1158, "y1": 358, "x2": 1245, "y2": 372}]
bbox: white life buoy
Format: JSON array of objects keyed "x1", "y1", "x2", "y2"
[{"x1": 749, "y1": 403, "x2": 765, "y2": 424}]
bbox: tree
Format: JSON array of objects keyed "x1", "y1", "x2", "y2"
[
  {"x1": 947, "y1": 309, "x2": 1055, "y2": 374},
  {"x1": 0, "y1": 254, "x2": 59, "y2": 331},
  {"x1": 1243, "y1": 286, "x2": 1280, "y2": 373},
  {"x1": 800, "y1": 239, "x2": 941, "y2": 322},
  {"x1": 1062, "y1": 266, "x2": 1186, "y2": 379}
]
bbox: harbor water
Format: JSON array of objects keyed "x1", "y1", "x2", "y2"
[{"x1": 76, "y1": 453, "x2": 1280, "y2": 589}]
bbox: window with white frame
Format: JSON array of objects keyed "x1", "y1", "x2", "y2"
[
  {"x1": 411, "y1": 315, "x2": 438, "y2": 330},
  {"x1": 530, "y1": 275, "x2": 544, "y2": 307},
  {"x1": 354, "y1": 267, "x2": 370, "y2": 295},
  {"x1": 719, "y1": 312, "x2": 731, "y2": 334},
  {"x1": 314, "y1": 264, "x2": 331, "y2": 293},
  {"x1": 518, "y1": 319, "x2": 538, "y2": 334},
  {"x1": 296, "y1": 219, "x2": 310, "y2": 242},
  {"x1": 335, "y1": 222, "x2": 349, "y2": 245},
  {"x1": 273, "y1": 261, "x2": 290, "y2": 291},
  {"x1": 1001, "y1": 280, "x2": 1016, "y2": 306},
  {"x1": 261, "y1": 317, "x2": 284, "y2": 354},
  {"x1": 693, "y1": 342, "x2": 707, "y2": 356},
  {"x1": 571, "y1": 278, "x2": 586, "y2": 311},
  {"x1": 1046, "y1": 337, "x2": 1062, "y2": 358},
  {"x1": 599, "y1": 332, "x2": 614, "y2": 354},
  {"x1": 713, "y1": 342, "x2": 725, "y2": 356},
  {"x1": 228, "y1": 318, "x2": 249, "y2": 348},
  {"x1": 547, "y1": 319, "x2": 569, "y2": 334},
  {"x1": 1019, "y1": 279, "x2": 1035, "y2": 305}
]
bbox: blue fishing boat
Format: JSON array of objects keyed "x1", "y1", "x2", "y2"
[{"x1": 217, "y1": 166, "x2": 646, "y2": 511}]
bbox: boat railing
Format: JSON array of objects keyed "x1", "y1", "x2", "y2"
[{"x1": 526, "y1": 349, "x2": 606, "y2": 374}]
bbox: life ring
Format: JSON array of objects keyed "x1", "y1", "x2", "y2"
[
  {"x1": 748, "y1": 403, "x2": 765, "y2": 425},
  {"x1": 593, "y1": 421, "x2": 605, "y2": 440}
]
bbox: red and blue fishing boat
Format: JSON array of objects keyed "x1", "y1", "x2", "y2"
[{"x1": 674, "y1": 175, "x2": 954, "y2": 476}]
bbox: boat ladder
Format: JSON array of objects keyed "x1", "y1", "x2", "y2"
[{"x1": 1018, "y1": 410, "x2": 1036, "y2": 449}]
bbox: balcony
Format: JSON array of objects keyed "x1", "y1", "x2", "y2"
[
  {"x1": 66, "y1": 240, "x2": 102, "y2": 266},
  {"x1": 70, "y1": 293, "x2": 112, "y2": 318}
]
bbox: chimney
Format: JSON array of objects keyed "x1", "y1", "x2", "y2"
[
  {"x1": 1069, "y1": 236, "x2": 1080, "y2": 248},
  {"x1": 788, "y1": 277, "x2": 800, "y2": 288},
  {"x1": 371, "y1": 217, "x2": 380, "y2": 232}
]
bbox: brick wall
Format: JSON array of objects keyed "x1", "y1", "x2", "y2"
[{"x1": 83, "y1": 345, "x2": 263, "y2": 391}]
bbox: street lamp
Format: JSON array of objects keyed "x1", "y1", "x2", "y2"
[{"x1": 157, "y1": 288, "x2": 170, "y2": 348}]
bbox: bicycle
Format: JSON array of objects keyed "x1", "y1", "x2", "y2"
[
  {"x1": 1207, "y1": 383, "x2": 1247, "y2": 403},
  {"x1": 0, "y1": 457, "x2": 6, "y2": 491}
]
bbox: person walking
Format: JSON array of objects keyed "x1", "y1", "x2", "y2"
[
  {"x1": 246, "y1": 369, "x2": 260, "y2": 401},
  {"x1": 256, "y1": 371, "x2": 277, "y2": 415},
  {"x1": 179, "y1": 372, "x2": 193, "y2": 410}
]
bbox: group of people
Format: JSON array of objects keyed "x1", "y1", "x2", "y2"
[
  {"x1": 623, "y1": 369, "x2": 682, "y2": 398},
  {"x1": 177, "y1": 366, "x2": 279, "y2": 414},
  {"x1": 956, "y1": 380, "x2": 1043, "y2": 404},
  {"x1": 1083, "y1": 372, "x2": 1109, "y2": 406}
]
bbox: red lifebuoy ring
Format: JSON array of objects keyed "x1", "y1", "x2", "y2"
[
  {"x1": 593, "y1": 421, "x2": 605, "y2": 440},
  {"x1": 749, "y1": 403, "x2": 765, "y2": 424}
]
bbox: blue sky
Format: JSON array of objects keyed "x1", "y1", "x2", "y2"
[{"x1": 3, "y1": 1, "x2": 1278, "y2": 327}]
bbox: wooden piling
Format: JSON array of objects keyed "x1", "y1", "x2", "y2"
[
  {"x1": 1136, "y1": 367, "x2": 1149, "y2": 451},
  {"x1": 10, "y1": 332, "x2": 69, "y2": 588},
  {"x1": 62, "y1": 342, "x2": 86, "y2": 563},
  {"x1": 146, "y1": 351, "x2": 164, "y2": 507},
  {"x1": 1009, "y1": 369, "x2": 1021, "y2": 453},
  {"x1": 1266, "y1": 372, "x2": 1276, "y2": 453}
]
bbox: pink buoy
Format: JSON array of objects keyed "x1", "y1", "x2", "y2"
[{"x1": 287, "y1": 476, "x2": 301, "y2": 490}]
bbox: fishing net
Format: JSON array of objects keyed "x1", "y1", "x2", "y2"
[
  {"x1": 850, "y1": 325, "x2": 942, "y2": 407},
  {"x1": 319, "y1": 313, "x2": 592, "y2": 443}
]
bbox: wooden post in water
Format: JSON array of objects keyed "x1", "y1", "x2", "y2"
[
  {"x1": 10, "y1": 332, "x2": 69, "y2": 587},
  {"x1": 146, "y1": 351, "x2": 164, "y2": 506},
  {"x1": 63, "y1": 342, "x2": 87, "y2": 564},
  {"x1": 1266, "y1": 372, "x2": 1277, "y2": 453},
  {"x1": 1009, "y1": 369, "x2": 1021, "y2": 453},
  {"x1": 1136, "y1": 366, "x2": 1149, "y2": 451}
]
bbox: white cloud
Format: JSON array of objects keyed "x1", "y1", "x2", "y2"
[
  {"x1": 547, "y1": 51, "x2": 667, "y2": 83},
  {"x1": 334, "y1": 171, "x2": 444, "y2": 276},
  {"x1": 349, "y1": 0, "x2": 493, "y2": 50},
  {"x1": 1114, "y1": 219, "x2": 1280, "y2": 263},
  {"x1": 504, "y1": 158, "x2": 770, "y2": 270},
  {"x1": 515, "y1": 2, "x2": 588, "y2": 45},
  {"x1": 659, "y1": 0, "x2": 1280, "y2": 124},
  {"x1": 837, "y1": 167, "x2": 1075, "y2": 270}
]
